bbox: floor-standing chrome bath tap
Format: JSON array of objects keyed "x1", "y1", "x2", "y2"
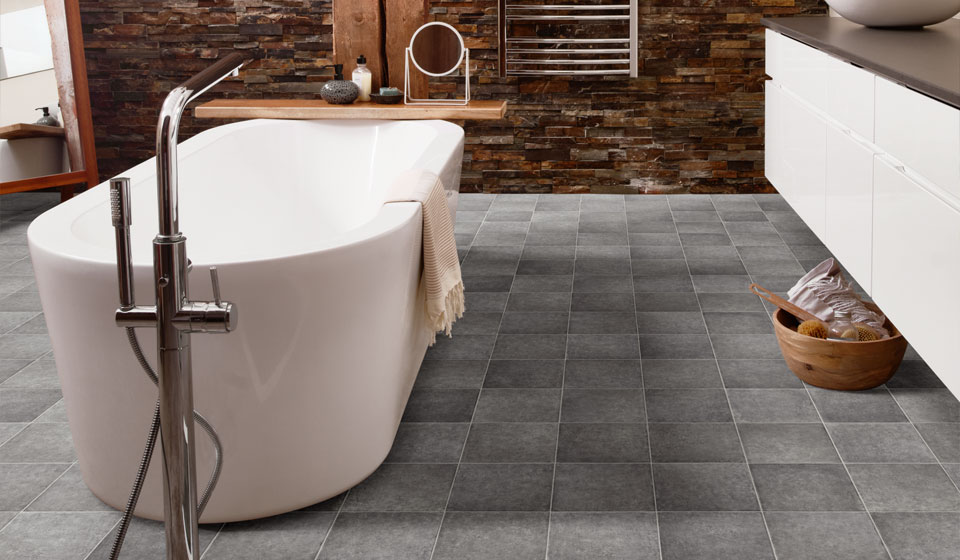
[{"x1": 113, "y1": 53, "x2": 245, "y2": 560}]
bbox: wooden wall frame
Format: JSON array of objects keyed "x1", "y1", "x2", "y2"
[{"x1": 0, "y1": 0, "x2": 98, "y2": 201}]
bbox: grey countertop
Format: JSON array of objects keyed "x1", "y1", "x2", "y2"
[{"x1": 762, "y1": 16, "x2": 960, "y2": 109}]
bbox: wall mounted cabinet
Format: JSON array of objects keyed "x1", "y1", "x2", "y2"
[{"x1": 765, "y1": 28, "x2": 960, "y2": 396}]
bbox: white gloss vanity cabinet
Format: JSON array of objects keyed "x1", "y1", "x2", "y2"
[{"x1": 765, "y1": 29, "x2": 960, "y2": 395}]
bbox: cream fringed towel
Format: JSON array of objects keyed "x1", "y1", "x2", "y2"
[{"x1": 386, "y1": 170, "x2": 464, "y2": 344}]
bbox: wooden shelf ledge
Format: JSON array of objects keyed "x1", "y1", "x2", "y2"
[
  {"x1": 0, "y1": 123, "x2": 66, "y2": 141},
  {"x1": 194, "y1": 99, "x2": 507, "y2": 121}
]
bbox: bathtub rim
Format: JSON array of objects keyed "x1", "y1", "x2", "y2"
[{"x1": 27, "y1": 118, "x2": 464, "y2": 267}]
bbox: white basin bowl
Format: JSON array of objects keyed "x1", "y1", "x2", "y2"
[{"x1": 827, "y1": 0, "x2": 960, "y2": 27}]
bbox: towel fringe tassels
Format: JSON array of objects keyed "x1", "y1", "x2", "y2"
[{"x1": 427, "y1": 280, "x2": 465, "y2": 346}]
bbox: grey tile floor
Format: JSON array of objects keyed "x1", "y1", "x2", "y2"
[{"x1": 0, "y1": 191, "x2": 958, "y2": 559}]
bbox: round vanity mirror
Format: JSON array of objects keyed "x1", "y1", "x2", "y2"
[{"x1": 409, "y1": 21, "x2": 465, "y2": 77}]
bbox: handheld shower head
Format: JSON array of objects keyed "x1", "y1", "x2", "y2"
[
  {"x1": 110, "y1": 177, "x2": 132, "y2": 228},
  {"x1": 110, "y1": 177, "x2": 135, "y2": 309}
]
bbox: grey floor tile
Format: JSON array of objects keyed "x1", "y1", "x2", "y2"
[
  {"x1": 718, "y1": 359, "x2": 803, "y2": 388},
  {"x1": 0, "y1": 359, "x2": 31, "y2": 385},
  {"x1": 0, "y1": 359, "x2": 57, "y2": 388},
  {"x1": 524, "y1": 232, "x2": 577, "y2": 246},
  {"x1": 0, "y1": 422, "x2": 76, "y2": 462},
  {"x1": 634, "y1": 292, "x2": 700, "y2": 312},
  {"x1": 649, "y1": 423, "x2": 744, "y2": 463},
  {"x1": 680, "y1": 233, "x2": 732, "y2": 247},
  {"x1": 686, "y1": 258, "x2": 747, "y2": 275},
  {"x1": 691, "y1": 275, "x2": 751, "y2": 293},
  {"x1": 557, "y1": 423, "x2": 648, "y2": 463},
  {"x1": 499, "y1": 312, "x2": 568, "y2": 335},
  {"x1": 568, "y1": 312, "x2": 636, "y2": 335},
  {"x1": 808, "y1": 388, "x2": 908, "y2": 422},
  {"x1": 552, "y1": 463, "x2": 655, "y2": 511},
  {"x1": 567, "y1": 334, "x2": 640, "y2": 359},
  {"x1": 414, "y1": 360, "x2": 487, "y2": 389},
  {"x1": 547, "y1": 512, "x2": 659, "y2": 560},
  {"x1": 645, "y1": 389, "x2": 732, "y2": 422},
  {"x1": 0, "y1": 463, "x2": 69, "y2": 511},
  {"x1": 683, "y1": 245, "x2": 741, "y2": 259},
  {"x1": 727, "y1": 389, "x2": 820, "y2": 423},
  {"x1": 751, "y1": 464, "x2": 863, "y2": 511},
  {"x1": 579, "y1": 233, "x2": 629, "y2": 246},
  {"x1": 632, "y1": 275, "x2": 694, "y2": 292},
  {"x1": 742, "y1": 259, "x2": 806, "y2": 276},
  {"x1": 575, "y1": 258, "x2": 631, "y2": 276},
  {"x1": 0, "y1": 511, "x2": 120, "y2": 560},
  {"x1": 465, "y1": 292, "x2": 508, "y2": 312},
  {"x1": 698, "y1": 293, "x2": 765, "y2": 312},
  {"x1": 564, "y1": 360, "x2": 642, "y2": 388},
  {"x1": 385, "y1": 423, "x2": 469, "y2": 463},
  {"x1": 943, "y1": 464, "x2": 960, "y2": 486},
  {"x1": 516, "y1": 259, "x2": 574, "y2": 275},
  {"x1": 638, "y1": 335, "x2": 714, "y2": 359},
  {"x1": 668, "y1": 196, "x2": 715, "y2": 211},
  {"x1": 891, "y1": 389, "x2": 960, "y2": 423},
  {"x1": 461, "y1": 423, "x2": 557, "y2": 463},
  {"x1": 452, "y1": 312, "x2": 502, "y2": 335},
  {"x1": 572, "y1": 275, "x2": 633, "y2": 294},
  {"x1": 765, "y1": 512, "x2": 889, "y2": 560},
  {"x1": 521, "y1": 246, "x2": 576, "y2": 260},
  {"x1": 561, "y1": 389, "x2": 645, "y2": 423},
  {"x1": 474, "y1": 389, "x2": 561, "y2": 422},
  {"x1": 204, "y1": 512, "x2": 335, "y2": 560},
  {"x1": 425, "y1": 335, "x2": 496, "y2": 360},
  {"x1": 27, "y1": 464, "x2": 111, "y2": 512},
  {"x1": 847, "y1": 464, "x2": 960, "y2": 512},
  {"x1": 629, "y1": 245, "x2": 684, "y2": 259},
  {"x1": 672, "y1": 210, "x2": 720, "y2": 222},
  {"x1": 653, "y1": 463, "x2": 759, "y2": 511},
  {"x1": 0, "y1": 312, "x2": 36, "y2": 335},
  {"x1": 433, "y1": 511, "x2": 548, "y2": 560},
  {"x1": 915, "y1": 423, "x2": 960, "y2": 463},
  {"x1": 343, "y1": 464, "x2": 456, "y2": 512},
  {"x1": 0, "y1": 334, "x2": 51, "y2": 360},
  {"x1": 483, "y1": 360, "x2": 563, "y2": 388},
  {"x1": 506, "y1": 292, "x2": 571, "y2": 312},
  {"x1": 739, "y1": 423, "x2": 840, "y2": 464},
  {"x1": 658, "y1": 512, "x2": 774, "y2": 560},
  {"x1": 317, "y1": 512, "x2": 441, "y2": 560},
  {"x1": 703, "y1": 312, "x2": 773, "y2": 334},
  {"x1": 711, "y1": 335, "x2": 782, "y2": 359},
  {"x1": 536, "y1": 196, "x2": 580, "y2": 211},
  {"x1": 738, "y1": 245, "x2": 796, "y2": 260},
  {"x1": 631, "y1": 259, "x2": 687, "y2": 277},
  {"x1": 0, "y1": 388, "x2": 62, "y2": 422},
  {"x1": 628, "y1": 233, "x2": 679, "y2": 246},
  {"x1": 35, "y1": 399, "x2": 67, "y2": 423},
  {"x1": 571, "y1": 292, "x2": 634, "y2": 312},
  {"x1": 0, "y1": 422, "x2": 26, "y2": 446},
  {"x1": 827, "y1": 423, "x2": 937, "y2": 463},
  {"x1": 884, "y1": 360, "x2": 946, "y2": 389},
  {"x1": 873, "y1": 512, "x2": 960, "y2": 560},
  {"x1": 300, "y1": 493, "x2": 348, "y2": 513},
  {"x1": 510, "y1": 275, "x2": 573, "y2": 293},
  {"x1": 641, "y1": 359, "x2": 722, "y2": 388},
  {"x1": 401, "y1": 389, "x2": 478, "y2": 422},
  {"x1": 447, "y1": 463, "x2": 553, "y2": 511},
  {"x1": 635, "y1": 312, "x2": 705, "y2": 334},
  {"x1": 493, "y1": 334, "x2": 567, "y2": 359}
]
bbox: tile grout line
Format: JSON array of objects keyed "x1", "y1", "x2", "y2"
[
  {"x1": 677, "y1": 195, "x2": 780, "y2": 560},
  {"x1": 310, "y1": 488, "x2": 350, "y2": 560},
  {"x1": 627, "y1": 198, "x2": 664, "y2": 560},
  {"x1": 428, "y1": 194, "x2": 503, "y2": 560},
  {"x1": 543, "y1": 193, "x2": 579, "y2": 560},
  {"x1": 752, "y1": 195, "x2": 895, "y2": 560}
]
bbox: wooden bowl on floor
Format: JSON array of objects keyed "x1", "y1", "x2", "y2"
[{"x1": 772, "y1": 304, "x2": 908, "y2": 390}]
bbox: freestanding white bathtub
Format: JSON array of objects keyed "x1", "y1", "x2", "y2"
[{"x1": 27, "y1": 118, "x2": 464, "y2": 523}]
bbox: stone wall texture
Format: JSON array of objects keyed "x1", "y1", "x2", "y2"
[{"x1": 80, "y1": 0, "x2": 826, "y2": 193}]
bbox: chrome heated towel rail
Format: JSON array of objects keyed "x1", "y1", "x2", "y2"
[{"x1": 498, "y1": 1, "x2": 638, "y2": 77}]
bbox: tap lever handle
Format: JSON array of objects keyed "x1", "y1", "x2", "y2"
[{"x1": 209, "y1": 267, "x2": 222, "y2": 306}]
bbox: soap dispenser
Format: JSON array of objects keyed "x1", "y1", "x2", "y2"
[
  {"x1": 34, "y1": 107, "x2": 60, "y2": 127},
  {"x1": 320, "y1": 64, "x2": 360, "y2": 105},
  {"x1": 352, "y1": 55, "x2": 372, "y2": 102}
]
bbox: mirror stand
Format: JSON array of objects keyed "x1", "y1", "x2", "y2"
[{"x1": 404, "y1": 47, "x2": 470, "y2": 106}]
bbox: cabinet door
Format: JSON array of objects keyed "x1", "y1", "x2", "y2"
[
  {"x1": 825, "y1": 126, "x2": 875, "y2": 294},
  {"x1": 764, "y1": 81, "x2": 784, "y2": 190},
  {"x1": 780, "y1": 89, "x2": 826, "y2": 239},
  {"x1": 873, "y1": 157, "x2": 960, "y2": 393}
]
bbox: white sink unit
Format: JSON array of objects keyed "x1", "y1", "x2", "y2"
[{"x1": 765, "y1": 28, "x2": 960, "y2": 396}]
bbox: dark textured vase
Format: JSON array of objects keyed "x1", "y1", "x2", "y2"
[{"x1": 321, "y1": 80, "x2": 360, "y2": 104}]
